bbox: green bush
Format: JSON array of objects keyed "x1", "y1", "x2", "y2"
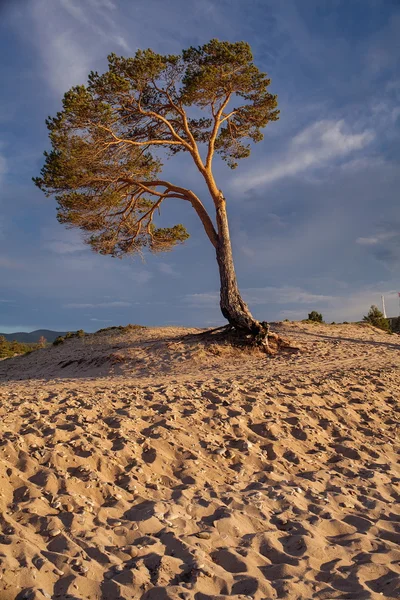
[
  {"x1": 0, "y1": 336, "x2": 35, "y2": 358},
  {"x1": 95, "y1": 324, "x2": 146, "y2": 335},
  {"x1": 58, "y1": 330, "x2": 86, "y2": 343},
  {"x1": 363, "y1": 305, "x2": 390, "y2": 332},
  {"x1": 391, "y1": 317, "x2": 400, "y2": 333},
  {"x1": 308, "y1": 311, "x2": 324, "y2": 323}
]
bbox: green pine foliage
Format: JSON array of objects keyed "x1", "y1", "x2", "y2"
[
  {"x1": 390, "y1": 317, "x2": 400, "y2": 333},
  {"x1": 95, "y1": 324, "x2": 146, "y2": 334},
  {"x1": 363, "y1": 305, "x2": 390, "y2": 332},
  {"x1": 308, "y1": 311, "x2": 324, "y2": 323},
  {"x1": 0, "y1": 336, "x2": 38, "y2": 358},
  {"x1": 53, "y1": 330, "x2": 87, "y2": 345}
]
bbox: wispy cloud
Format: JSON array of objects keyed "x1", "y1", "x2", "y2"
[
  {"x1": 0, "y1": 257, "x2": 25, "y2": 270},
  {"x1": 244, "y1": 286, "x2": 334, "y2": 306},
  {"x1": 234, "y1": 119, "x2": 374, "y2": 191},
  {"x1": 0, "y1": 143, "x2": 7, "y2": 184},
  {"x1": 31, "y1": 5, "x2": 92, "y2": 95},
  {"x1": 90, "y1": 317, "x2": 113, "y2": 322},
  {"x1": 184, "y1": 292, "x2": 219, "y2": 308},
  {"x1": 59, "y1": 0, "x2": 129, "y2": 50},
  {"x1": 185, "y1": 287, "x2": 333, "y2": 308},
  {"x1": 356, "y1": 227, "x2": 400, "y2": 268},
  {"x1": 157, "y1": 262, "x2": 180, "y2": 277},
  {"x1": 356, "y1": 232, "x2": 397, "y2": 246},
  {"x1": 272, "y1": 286, "x2": 400, "y2": 322},
  {"x1": 63, "y1": 301, "x2": 132, "y2": 308},
  {"x1": 41, "y1": 226, "x2": 87, "y2": 255},
  {"x1": 365, "y1": 12, "x2": 400, "y2": 75},
  {"x1": 185, "y1": 285, "x2": 400, "y2": 322},
  {"x1": 30, "y1": 0, "x2": 130, "y2": 96},
  {"x1": 340, "y1": 156, "x2": 385, "y2": 172},
  {"x1": 44, "y1": 241, "x2": 86, "y2": 254}
]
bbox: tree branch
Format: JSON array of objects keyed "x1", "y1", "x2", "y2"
[
  {"x1": 205, "y1": 93, "x2": 231, "y2": 170},
  {"x1": 220, "y1": 110, "x2": 237, "y2": 124},
  {"x1": 179, "y1": 107, "x2": 206, "y2": 173},
  {"x1": 136, "y1": 103, "x2": 192, "y2": 150},
  {"x1": 114, "y1": 177, "x2": 218, "y2": 247},
  {"x1": 89, "y1": 121, "x2": 184, "y2": 147}
]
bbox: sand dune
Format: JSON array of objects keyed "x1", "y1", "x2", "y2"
[{"x1": 0, "y1": 322, "x2": 399, "y2": 599}]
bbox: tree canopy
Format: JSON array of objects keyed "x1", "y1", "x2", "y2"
[
  {"x1": 363, "y1": 305, "x2": 390, "y2": 332},
  {"x1": 34, "y1": 39, "x2": 279, "y2": 259}
]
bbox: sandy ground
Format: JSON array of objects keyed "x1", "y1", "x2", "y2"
[{"x1": 0, "y1": 322, "x2": 399, "y2": 600}]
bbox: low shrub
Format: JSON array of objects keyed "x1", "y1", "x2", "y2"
[
  {"x1": 390, "y1": 316, "x2": 400, "y2": 333},
  {"x1": 95, "y1": 324, "x2": 146, "y2": 335},
  {"x1": 308, "y1": 311, "x2": 324, "y2": 323},
  {"x1": 363, "y1": 305, "x2": 390, "y2": 332},
  {"x1": 55, "y1": 330, "x2": 86, "y2": 345},
  {"x1": 0, "y1": 336, "x2": 37, "y2": 358}
]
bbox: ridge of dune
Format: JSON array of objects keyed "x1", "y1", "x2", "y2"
[{"x1": 0, "y1": 322, "x2": 399, "y2": 600}]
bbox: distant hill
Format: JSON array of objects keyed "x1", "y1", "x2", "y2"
[{"x1": 0, "y1": 330, "x2": 67, "y2": 343}]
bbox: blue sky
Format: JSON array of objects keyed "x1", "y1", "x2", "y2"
[{"x1": 1, "y1": 0, "x2": 399, "y2": 333}]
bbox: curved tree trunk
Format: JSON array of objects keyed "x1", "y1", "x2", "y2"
[{"x1": 215, "y1": 198, "x2": 265, "y2": 336}]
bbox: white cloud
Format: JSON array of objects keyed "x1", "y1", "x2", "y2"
[
  {"x1": 371, "y1": 101, "x2": 400, "y2": 126},
  {"x1": 63, "y1": 301, "x2": 132, "y2": 308},
  {"x1": 90, "y1": 317, "x2": 113, "y2": 322},
  {"x1": 356, "y1": 232, "x2": 397, "y2": 246},
  {"x1": 340, "y1": 156, "x2": 385, "y2": 172},
  {"x1": 365, "y1": 13, "x2": 400, "y2": 75},
  {"x1": 44, "y1": 240, "x2": 85, "y2": 254},
  {"x1": 41, "y1": 227, "x2": 87, "y2": 254},
  {"x1": 130, "y1": 270, "x2": 153, "y2": 285},
  {"x1": 244, "y1": 286, "x2": 334, "y2": 306},
  {"x1": 31, "y1": 3, "x2": 92, "y2": 95},
  {"x1": 234, "y1": 119, "x2": 374, "y2": 191},
  {"x1": 184, "y1": 287, "x2": 333, "y2": 308},
  {"x1": 87, "y1": 0, "x2": 117, "y2": 11},
  {"x1": 59, "y1": 0, "x2": 91, "y2": 26},
  {"x1": 0, "y1": 141, "x2": 7, "y2": 186},
  {"x1": 0, "y1": 257, "x2": 25, "y2": 270},
  {"x1": 30, "y1": 0, "x2": 130, "y2": 96},
  {"x1": 59, "y1": 0, "x2": 129, "y2": 50},
  {"x1": 275, "y1": 287, "x2": 400, "y2": 322},
  {"x1": 0, "y1": 154, "x2": 6, "y2": 183},
  {"x1": 157, "y1": 262, "x2": 180, "y2": 277},
  {"x1": 184, "y1": 292, "x2": 219, "y2": 308},
  {"x1": 184, "y1": 285, "x2": 400, "y2": 323}
]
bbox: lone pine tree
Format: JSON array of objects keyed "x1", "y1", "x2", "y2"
[{"x1": 34, "y1": 40, "x2": 280, "y2": 345}]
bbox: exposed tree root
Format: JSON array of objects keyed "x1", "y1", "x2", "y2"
[{"x1": 185, "y1": 323, "x2": 301, "y2": 355}]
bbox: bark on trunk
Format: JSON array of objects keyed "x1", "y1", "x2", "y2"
[{"x1": 215, "y1": 198, "x2": 264, "y2": 335}]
